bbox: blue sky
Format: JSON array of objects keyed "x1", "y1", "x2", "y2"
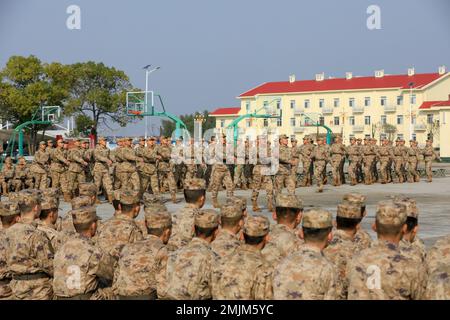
[{"x1": 1, "y1": 0, "x2": 449, "y2": 135}]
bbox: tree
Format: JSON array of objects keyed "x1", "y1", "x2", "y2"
[
  {"x1": 0, "y1": 55, "x2": 71, "y2": 153},
  {"x1": 427, "y1": 120, "x2": 440, "y2": 141},
  {"x1": 382, "y1": 123, "x2": 397, "y2": 141},
  {"x1": 64, "y1": 61, "x2": 134, "y2": 143},
  {"x1": 74, "y1": 114, "x2": 95, "y2": 136}
]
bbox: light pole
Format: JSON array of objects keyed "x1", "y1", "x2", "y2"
[
  {"x1": 143, "y1": 65, "x2": 160, "y2": 139},
  {"x1": 408, "y1": 82, "x2": 414, "y2": 140}
]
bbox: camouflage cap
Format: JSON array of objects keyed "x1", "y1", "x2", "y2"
[
  {"x1": 302, "y1": 209, "x2": 333, "y2": 229},
  {"x1": 7, "y1": 192, "x2": 20, "y2": 203},
  {"x1": 41, "y1": 195, "x2": 58, "y2": 210},
  {"x1": 71, "y1": 196, "x2": 95, "y2": 210},
  {"x1": 144, "y1": 210, "x2": 172, "y2": 229},
  {"x1": 376, "y1": 200, "x2": 407, "y2": 226},
  {"x1": 39, "y1": 141, "x2": 46, "y2": 146},
  {"x1": 392, "y1": 196, "x2": 418, "y2": 219},
  {"x1": 42, "y1": 188, "x2": 61, "y2": 200},
  {"x1": 342, "y1": 193, "x2": 366, "y2": 206},
  {"x1": 0, "y1": 201, "x2": 20, "y2": 217},
  {"x1": 226, "y1": 196, "x2": 247, "y2": 211},
  {"x1": 117, "y1": 190, "x2": 140, "y2": 205},
  {"x1": 337, "y1": 202, "x2": 362, "y2": 219},
  {"x1": 78, "y1": 183, "x2": 97, "y2": 197},
  {"x1": 279, "y1": 134, "x2": 288, "y2": 140},
  {"x1": 220, "y1": 204, "x2": 243, "y2": 220},
  {"x1": 98, "y1": 136, "x2": 106, "y2": 141},
  {"x1": 275, "y1": 194, "x2": 303, "y2": 210},
  {"x1": 142, "y1": 192, "x2": 164, "y2": 206},
  {"x1": 243, "y1": 214, "x2": 270, "y2": 237},
  {"x1": 144, "y1": 203, "x2": 168, "y2": 215},
  {"x1": 184, "y1": 178, "x2": 206, "y2": 191},
  {"x1": 17, "y1": 190, "x2": 41, "y2": 207},
  {"x1": 195, "y1": 209, "x2": 220, "y2": 228},
  {"x1": 71, "y1": 206, "x2": 100, "y2": 225}
]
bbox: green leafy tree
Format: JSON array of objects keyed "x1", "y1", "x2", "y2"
[
  {"x1": 74, "y1": 114, "x2": 95, "y2": 136},
  {"x1": 382, "y1": 123, "x2": 397, "y2": 141}
]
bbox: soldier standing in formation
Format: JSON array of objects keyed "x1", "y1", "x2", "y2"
[
  {"x1": 312, "y1": 137, "x2": 329, "y2": 193},
  {"x1": 30, "y1": 141, "x2": 49, "y2": 190},
  {"x1": 210, "y1": 135, "x2": 234, "y2": 208},
  {"x1": 157, "y1": 137, "x2": 177, "y2": 202},
  {"x1": 299, "y1": 136, "x2": 314, "y2": 187},
  {"x1": 330, "y1": 136, "x2": 346, "y2": 186},
  {"x1": 1, "y1": 157, "x2": 15, "y2": 195},
  {"x1": 423, "y1": 139, "x2": 440, "y2": 182},
  {"x1": 346, "y1": 137, "x2": 360, "y2": 186},
  {"x1": 251, "y1": 136, "x2": 274, "y2": 212},
  {"x1": 274, "y1": 134, "x2": 296, "y2": 196},
  {"x1": 93, "y1": 137, "x2": 114, "y2": 203}
]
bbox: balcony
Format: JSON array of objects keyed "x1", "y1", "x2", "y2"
[
  {"x1": 322, "y1": 107, "x2": 334, "y2": 115},
  {"x1": 293, "y1": 107, "x2": 305, "y2": 115},
  {"x1": 384, "y1": 105, "x2": 397, "y2": 113},
  {"x1": 414, "y1": 124, "x2": 427, "y2": 131},
  {"x1": 352, "y1": 125, "x2": 365, "y2": 133},
  {"x1": 351, "y1": 106, "x2": 365, "y2": 114},
  {"x1": 294, "y1": 127, "x2": 305, "y2": 133}
]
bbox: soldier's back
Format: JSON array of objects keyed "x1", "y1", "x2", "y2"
[
  {"x1": 347, "y1": 240, "x2": 426, "y2": 300},
  {"x1": 353, "y1": 228, "x2": 372, "y2": 253},
  {"x1": 210, "y1": 229, "x2": 241, "y2": 258},
  {"x1": 0, "y1": 230, "x2": 12, "y2": 299},
  {"x1": 426, "y1": 235, "x2": 450, "y2": 274},
  {"x1": 214, "y1": 244, "x2": 272, "y2": 300},
  {"x1": 261, "y1": 224, "x2": 302, "y2": 267},
  {"x1": 273, "y1": 245, "x2": 337, "y2": 300},
  {"x1": 423, "y1": 263, "x2": 450, "y2": 300},
  {"x1": 168, "y1": 204, "x2": 199, "y2": 248}
]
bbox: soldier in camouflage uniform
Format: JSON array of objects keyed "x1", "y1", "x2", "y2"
[
  {"x1": 211, "y1": 204, "x2": 243, "y2": 258},
  {"x1": 68, "y1": 139, "x2": 88, "y2": 197},
  {"x1": 53, "y1": 206, "x2": 115, "y2": 300},
  {"x1": 168, "y1": 178, "x2": 206, "y2": 249},
  {"x1": 347, "y1": 200, "x2": 426, "y2": 300},
  {"x1": 274, "y1": 134, "x2": 296, "y2": 196},
  {"x1": 210, "y1": 135, "x2": 234, "y2": 208},
  {"x1": 342, "y1": 193, "x2": 372, "y2": 253},
  {"x1": 172, "y1": 138, "x2": 185, "y2": 189},
  {"x1": 0, "y1": 201, "x2": 20, "y2": 299},
  {"x1": 12, "y1": 157, "x2": 33, "y2": 191},
  {"x1": 93, "y1": 136, "x2": 114, "y2": 203},
  {"x1": 392, "y1": 138, "x2": 406, "y2": 183},
  {"x1": 370, "y1": 138, "x2": 380, "y2": 183},
  {"x1": 299, "y1": 136, "x2": 314, "y2": 187},
  {"x1": 262, "y1": 194, "x2": 303, "y2": 268},
  {"x1": 49, "y1": 139, "x2": 70, "y2": 193},
  {"x1": 330, "y1": 136, "x2": 346, "y2": 186},
  {"x1": 5, "y1": 190, "x2": 54, "y2": 299},
  {"x1": 407, "y1": 140, "x2": 421, "y2": 183},
  {"x1": 137, "y1": 137, "x2": 160, "y2": 196},
  {"x1": 36, "y1": 194, "x2": 63, "y2": 252},
  {"x1": 361, "y1": 137, "x2": 376, "y2": 185},
  {"x1": 96, "y1": 190, "x2": 144, "y2": 261},
  {"x1": 346, "y1": 137, "x2": 360, "y2": 185},
  {"x1": 422, "y1": 139, "x2": 440, "y2": 182},
  {"x1": 290, "y1": 138, "x2": 301, "y2": 187},
  {"x1": 30, "y1": 141, "x2": 49, "y2": 190},
  {"x1": 377, "y1": 138, "x2": 394, "y2": 184},
  {"x1": 312, "y1": 137, "x2": 329, "y2": 193},
  {"x1": 251, "y1": 136, "x2": 274, "y2": 212},
  {"x1": 81, "y1": 139, "x2": 94, "y2": 182},
  {"x1": 356, "y1": 138, "x2": 364, "y2": 183},
  {"x1": 423, "y1": 264, "x2": 450, "y2": 300},
  {"x1": 214, "y1": 215, "x2": 272, "y2": 300},
  {"x1": 273, "y1": 209, "x2": 337, "y2": 300},
  {"x1": 157, "y1": 137, "x2": 177, "y2": 202},
  {"x1": 115, "y1": 137, "x2": 142, "y2": 192},
  {"x1": 158, "y1": 209, "x2": 221, "y2": 300},
  {"x1": 0, "y1": 157, "x2": 14, "y2": 195},
  {"x1": 324, "y1": 202, "x2": 362, "y2": 299},
  {"x1": 113, "y1": 210, "x2": 172, "y2": 299}
]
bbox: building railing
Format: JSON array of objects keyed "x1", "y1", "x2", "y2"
[
  {"x1": 294, "y1": 127, "x2": 305, "y2": 133},
  {"x1": 384, "y1": 105, "x2": 397, "y2": 112},
  {"x1": 322, "y1": 107, "x2": 334, "y2": 114},
  {"x1": 352, "y1": 125, "x2": 365, "y2": 132},
  {"x1": 293, "y1": 107, "x2": 305, "y2": 115},
  {"x1": 351, "y1": 106, "x2": 365, "y2": 114},
  {"x1": 414, "y1": 123, "x2": 427, "y2": 131}
]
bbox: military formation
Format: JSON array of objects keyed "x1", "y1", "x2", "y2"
[{"x1": 0, "y1": 134, "x2": 447, "y2": 300}]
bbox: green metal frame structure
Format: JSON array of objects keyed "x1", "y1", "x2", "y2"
[
  {"x1": 126, "y1": 92, "x2": 187, "y2": 138},
  {"x1": 299, "y1": 113, "x2": 334, "y2": 144}
]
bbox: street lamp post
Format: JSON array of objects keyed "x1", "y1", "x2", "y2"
[
  {"x1": 408, "y1": 82, "x2": 414, "y2": 140},
  {"x1": 143, "y1": 65, "x2": 160, "y2": 139}
]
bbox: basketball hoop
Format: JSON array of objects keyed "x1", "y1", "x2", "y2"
[{"x1": 129, "y1": 110, "x2": 143, "y2": 116}]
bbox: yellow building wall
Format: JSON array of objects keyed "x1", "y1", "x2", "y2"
[{"x1": 439, "y1": 109, "x2": 450, "y2": 160}]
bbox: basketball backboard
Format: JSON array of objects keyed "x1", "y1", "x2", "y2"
[
  {"x1": 126, "y1": 91, "x2": 154, "y2": 115},
  {"x1": 299, "y1": 112, "x2": 322, "y2": 127},
  {"x1": 41, "y1": 106, "x2": 61, "y2": 123}
]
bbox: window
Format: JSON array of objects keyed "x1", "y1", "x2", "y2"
[
  {"x1": 277, "y1": 117, "x2": 282, "y2": 127},
  {"x1": 290, "y1": 100, "x2": 295, "y2": 109},
  {"x1": 333, "y1": 98, "x2": 340, "y2": 108},
  {"x1": 276, "y1": 100, "x2": 281, "y2": 110},
  {"x1": 263, "y1": 100, "x2": 268, "y2": 107},
  {"x1": 246, "y1": 119, "x2": 251, "y2": 127},
  {"x1": 220, "y1": 120, "x2": 225, "y2": 128},
  {"x1": 410, "y1": 94, "x2": 416, "y2": 105},
  {"x1": 349, "y1": 98, "x2": 355, "y2": 107},
  {"x1": 381, "y1": 115, "x2": 387, "y2": 124},
  {"x1": 349, "y1": 134, "x2": 355, "y2": 139},
  {"x1": 365, "y1": 116, "x2": 371, "y2": 125},
  {"x1": 334, "y1": 117, "x2": 340, "y2": 126},
  {"x1": 380, "y1": 96, "x2": 387, "y2": 106},
  {"x1": 263, "y1": 118, "x2": 268, "y2": 127},
  {"x1": 412, "y1": 133, "x2": 416, "y2": 141},
  {"x1": 364, "y1": 97, "x2": 371, "y2": 107},
  {"x1": 349, "y1": 116, "x2": 355, "y2": 126},
  {"x1": 245, "y1": 102, "x2": 250, "y2": 113},
  {"x1": 319, "y1": 117, "x2": 325, "y2": 126},
  {"x1": 319, "y1": 99, "x2": 324, "y2": 108},
  {"x1": 397, "y1": 134, "x2": 404, "y2": 140},
  {"x1": 304, "y1": 99, "x2": 310, "y2": 109},
  {"x1": 380, "y1": 133, "x2": 387, "y2": 140},
  {"x1": 397, "y1": 115, "x2": 403, "y2": 125},
  {"x1": 411, "y1": 116, "x2": 416, "y2": 125},
  {"x1": 427, "y1": 114, "x2": 434, "y2": 124},
  {"x1": 290, "y1": 118, "x2": 296, "y2": 126},
  {"x1": 397, "y1": 96, "x2": 403, "y2": 105}
]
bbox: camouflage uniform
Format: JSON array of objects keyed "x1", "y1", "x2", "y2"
[
  {"x1": 115, "y1": 138, "x2": 141, "y2": 192},
  {"x1": 36, "y1": 196, "x2": 63, "y2": 252},
  {"x1": 342, "y1": 193, "x2": 373, "y2": 253},
  {"x1": 377, "y1": 140, "x2": 394, "y2": 184},
  {"x1": 407, "y1": 141, "x2": 421, "y2": 182},
  {"x1": 274, "y1": 135, "x2": 295, "y2": 195},
  {"x1": 12, "y1": 158, "x2": 33, "y2": 191},
  {"x1": 6, "y1": 191, "x2": 54, "y2": 299},
  {"x1": 158, "y1": 209, "x2": 220, "y2": 300},
  {"x1": 210, "y1": 140, "x2": 234, "y2": 207},
  {"x1": 312, "y1": 139, "x2": 330, "y2": 192},
  {"x1": 214, "y1": 215, "x2": 272, "y2": 300},
  {"x1": 211, "y1": 204, "x2": 243, "y2": 258},
  {"x1": 423, "y1": 264, "x2": 450, "y2": 299},
  {"x1": 50, "y1": 144, "x2": 69, "y2": 190},
  {"x1": 273, "y1": 209, "x2": 337, "y2": 300},
  {"x1": 393, "y1": 141, "x2": 406, "y2": 183},
  {"x1": 0, "y1": 159, "x2": 14, "y2": 195},
  {"x1": 138, "y1": 140, "x2": 160, "y2": 195},
  {"x1": 425, "y1": 235, "x2": 450, "y2": 275},
  {"x1": 329, "y1": 139, "x2": 346, "y2": 186},
  {"x1": 299, "y1": 138, "x2": 314, "y2": 187},
  {"x1": 361, "y1": 140, "x2": 376, "y2": 184},
  {"x1": 96, "y1": 190, "x2": 144, "y2": 260},
  {"x1": 422, "y1": 141, "x2": 439, "y2": 182},
  {"x1": 93, "y1": 138, "x2": 114, "y2": 201},
  {"x1": 251, "y1": 138, "x2": 274, "y2": 211},
  {"x1": 346, "y1": 138, "x2": 360, "y2": 185},
  {"x1": 261, "y1": 194, "x2": 303, "y2": 268},
  {"x1": 347, "y1": 201, "x2": 426, "y2": 300},
  {"x1": 157, "y1": 142, "x2": 177, "y2": 199},
  {"x1": 113, "y1": 210, "x2": 171, "y2": 299},
  {"x1": 53, "y1": 207, "x2": 115, "y2": 299},
  {"x1": 68, "y1": 141, "x2": 87, "y2": 196},
  {"x1": 30, "y1": 142, "x2": 49, "y2": 190}
]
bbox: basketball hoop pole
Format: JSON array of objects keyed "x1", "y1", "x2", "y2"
[{"x1": 143, "y1": 65, "x2": 160, "y2": 139}]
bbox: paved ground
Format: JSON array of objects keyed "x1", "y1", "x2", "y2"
[{"x1": 59, "y1": 175, "x2": 450, "y2": 248}]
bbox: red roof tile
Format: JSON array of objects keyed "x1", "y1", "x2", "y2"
[
  {"x1": 419, "y1": 100, "x2": 450, "y2": 109},
  {"x1": 239, "y1": 73, "x2": 444, "y2": 97},
  {"x1": 210, "y1": 107, "x2": 240, "y2": 116}
]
